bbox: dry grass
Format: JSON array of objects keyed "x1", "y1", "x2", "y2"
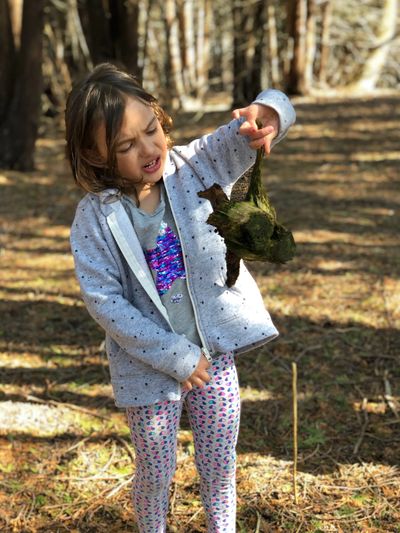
[{"x1": 0, "y1": 94, "x2": 399, "y2": 532}]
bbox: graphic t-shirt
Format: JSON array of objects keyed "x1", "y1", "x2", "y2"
[{"x1": 122, "y1": 185, "x2": 202, "y2": 347}]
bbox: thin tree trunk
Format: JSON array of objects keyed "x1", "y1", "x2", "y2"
[
  {"x1": 0, "y1": 0, "x2": 16, "y2": 121},
  {"x1": 249, "y1": 0, "x2": 266, "y2": 97},
  {"x1": 196, "y1": 0, "x2": 211, "y2": 101},
  {"x1": 233, "y1": 0, "x2": 266, "y2": 106},
  {"x1": 303, "y1": 0, "x2": 317, "y2": 92},
  {"x1": 182, "y1": 0, "x2": 197, "y2": 93},
  {"x1": 286, "y1": 0, "x2": 307, "y2": 94},
  {"x1": 349, "y1": 0, "x2": 398, "y2": 91},
  {"x1": 67, "y1": 0, "x2": 92, "y2": 70},
  {"x1": 317, "y1": 0, "x2": 332, "y2": 85},
  {"x1": 220, "y1": 3, "x2": 232, "y2": 90},
  {"x1": 110, "y1": 0, "x2": 140, "y2": 76},
  {"x1": 0, "y1": 0, "x2": 45, "y2": 170},
  {"x1": 82, "y1": 0, "x2": 113, "y2": 64},
  {"x1": 267, "y1": 0, "x2": 279, "y2": 86},
  {"x1": 164, "y1": 0, "x2": 185, "y2": 108},
  {"x1": 140, "y1": 0, "x2": 154, "y2": 83},
  {"x1": 232, "y1": 0, "x2": 246, "y2": 106},
  {"x1": 8, "y1": 0, "x2": 23, "y2": 48}
]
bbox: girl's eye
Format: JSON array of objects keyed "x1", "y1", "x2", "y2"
[
  {"x1": 147, "y1": 128, "x2": 157, "y2": 135},
  {"x1": 118, "y1": 143, "x2": 133, "y2": 153}
]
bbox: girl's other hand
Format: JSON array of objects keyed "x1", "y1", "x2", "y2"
[
  {"x1": 232, "y1": 103, "x2": 279, "y2": 155},
  {"x1": 181, "y1": 352, "x2": 211, "y2": 391}
]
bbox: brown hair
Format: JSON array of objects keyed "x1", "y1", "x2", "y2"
[{"x1": 65, "y1": 62, "x2": 173, "y2": 194}]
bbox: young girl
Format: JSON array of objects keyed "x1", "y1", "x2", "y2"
[{"x1": 66, "y1": 62, "x2": 295, "y2": 532}]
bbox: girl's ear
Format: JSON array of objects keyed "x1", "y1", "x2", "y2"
[{"x1": 82, "y1": 148, "x2": 106, "y2": 169}]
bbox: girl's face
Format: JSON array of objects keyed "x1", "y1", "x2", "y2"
[{"x1": 95, "y1": 97, "x2": 168, "y2": 193}]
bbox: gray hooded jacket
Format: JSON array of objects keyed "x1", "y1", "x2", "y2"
[{"x1": 70, "y1": 89, "x2": 296, "y2": 407}]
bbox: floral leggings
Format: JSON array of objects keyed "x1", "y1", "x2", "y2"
[{"x1": 126, "y1": 352, "x2": 241, "y2": 533}]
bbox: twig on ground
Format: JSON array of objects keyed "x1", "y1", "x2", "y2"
[
  {"x1": 59, "y1": 474, "x2": 131, "y2": 481},
  {"x1": 170, "y1": 480, "x2": 178, "y2": 515},
  {"x1": 184, "y1": 505, "x2": 202, "y2": 526},
  {"x1": 64, "y1": 435, "x2": 92, "y2": 454},
  {"x1": 295, "y1": 344, "x2": 323, "y2": 363},
  {"x1": 292, "y1": 362, "x2": 299, "y2": 505},
  {"x1": 114, "y1": 435, "x2": 136, "y2": 463},
  {"x1": 383, "y1": 370, "x2": 400, "y2": 418},
  {"x1": 353, "y1": 397, "x2": 369, "y2": 455},
  {"x1": 255, "y1": 509, "x2": 261, "y2": 533},
  {"x1": 25, "y1": 394, "x2": 110, "y2": 420},
  {"x1": 301, "y1": 443, "x2": 320, "y2": 463},
  {"x1": 105, "y1": 475, "x2": 134, "y2": 499}
]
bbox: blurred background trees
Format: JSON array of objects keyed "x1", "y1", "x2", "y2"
[{"x1": 0, "y1": 0, "x2": 399, "y2": 170}]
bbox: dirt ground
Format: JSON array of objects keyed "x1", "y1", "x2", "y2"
[{"x1": 0, "y1": 93, "x2": 399, "y2": 532}]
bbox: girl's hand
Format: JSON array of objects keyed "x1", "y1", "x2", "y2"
[
  {"x1": 232, "y1": 103, "x2": 279, "y2": 155},
  {"x1": 181, "y1": 352, "x2": 211, "y2": 391}
]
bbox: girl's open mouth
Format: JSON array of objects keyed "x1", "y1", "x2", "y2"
[{"x1": 142, "y1": 157, "x2": 161, "y2": 173}]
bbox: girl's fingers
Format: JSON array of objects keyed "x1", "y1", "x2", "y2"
[
  {"x1": 232, "y1": 106, "x2": 259, "y2": 130},
  {"x1": 239, "y1": 119, "x2": 258, "y2": 132},
  {"x1": 244, "y1": 128, "x2": 275, "y2": 145},
  {"x1": 182, "y1": 380, "x2": 192, "y2": 392},
  {"x1": 240, "y1": 121, "x2": 275, "y2": 136},
  {"x1": 248, "y1": 134, "x2": 274, "y2": 154},
  {"x1": 190, "y1": 377, "x2": 206, "y2": 389},
  {"x1": 232, "y1": 107, "x2": 249, "y2": 119},
  {"x1": 201, "y1": 369, "x2": 211, "y2": 381},
  {"x1": 250, "y1": 125, "x2": 275, "y2": 138}
]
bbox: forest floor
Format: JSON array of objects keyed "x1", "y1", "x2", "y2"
[{"x1": 0, "y1": 93, "x2": 399, "y2": 532}]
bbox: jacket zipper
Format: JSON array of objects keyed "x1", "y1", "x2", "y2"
[{"x1": 163, "y1": 184, "x2": 213, "y2": 363}]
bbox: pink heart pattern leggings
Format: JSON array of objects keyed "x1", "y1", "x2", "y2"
[{"x1": 126, "y1": 352, "x2": 241, "y2": 532}]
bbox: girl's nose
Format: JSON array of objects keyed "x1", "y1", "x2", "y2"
[{"x1": 138, "y1": 137, "x2": 153, "y2": 156}]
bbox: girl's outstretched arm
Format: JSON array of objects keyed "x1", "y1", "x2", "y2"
[{"x1": 171, "y1": 88, "x2": 296, "y2": 191}]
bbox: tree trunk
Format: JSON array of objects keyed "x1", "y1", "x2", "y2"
[
  {"x1": 110, "y1": 0, "x2": 140, "y2": 76},
  {"x1": 219, "y1": 2, "x2": 232, "y2": 91},
  {"x1": 267, "y1": 0, "x2": 279, "y2": 86},
  {"x1": 163, "y1": 0, "x2": 185, "y2": 108},
  {"x1": 0, "y1": 0, "x2": 45, "y2": 170},
  {"x1": 317, "y1": 0, "x2": 332, "y2": 85},
  {"x1": 8, "y1": 0, "x2": 23, "y2": 48},
  {"x1": 232, "y1": 0, "x2": 266, "y2": 107},
  {"x1": 67, "y1": 0, "x2": 93, "y2": 71},
  {"x1": 81, "y1": 0, "x2": 114, "y2": 64},
  {"x1": 303, "y1": 0, "x2": 317, "y2": 91},
  {"x1": 251, "y1": 0, "x2": 266, "y2": 95},
  {"x1": 179, "y1": 0, "x2": 195, "y2": 93},
  {"x1": 195, "y1": 0, "x2": 211, "y2": 101},
  {"x1": 139, "y1": 0, "x2": 154, "y2": 84},
  {"x1": 286, "y1": 0, "x2": 307, "y2": 94},
  {"x1": 349, "y1": 0, "x2": 398, "y2": 91},
  {"x1": 0, "y1": 0, "x2": 16, "y2": 121}
]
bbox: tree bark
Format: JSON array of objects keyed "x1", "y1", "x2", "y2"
[
  {"x1": 303, "y1": 0, "x2": 317, "y2": 91},
  {"x1": 317, "y1": 0, "x2": 332, "y2": 85},
  {"x1": 286, "y1": 0, "x2": 307, "y2": 94},
  {"x1": 163, "y1": 0, "x2": 185, "y2": 107},
  {"x1": 8, "y1": 0, "x2": 23, "y2": 48},
  {"x1": 0, "y1": 0, "x2": 45, "y2": 170},
  {"x1": 67, "y1": 0, "x2": 93, "y2": 71},
  {"x1": 349, "y1": 0, "x2": 398, "y2": 91},
  {"x1": 216, "y1": 2, "x2": 232, "y2": 91},
  {"x1": 81, "y1": 0, "x2": 114, "y2": 64},
  {"x1": 0, "y1": 0, "x2": 16, "y2": 122},
  {"x1": 267, "y1": 0, "x2": 279, "y2": 86},
  {"x1": 232, "y1": 0, "x2": 266, "y2": 107},
  {"x1": 110, "y1": 0, "x2": 140, "y2": 76},
  {"x1": 195, "y1": 0, "x2": 211, "y2": 100}
]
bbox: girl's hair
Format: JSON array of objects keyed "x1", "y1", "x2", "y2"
[{"x1": 65, "y1": 62, "x2": 173, "y2": 194}]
